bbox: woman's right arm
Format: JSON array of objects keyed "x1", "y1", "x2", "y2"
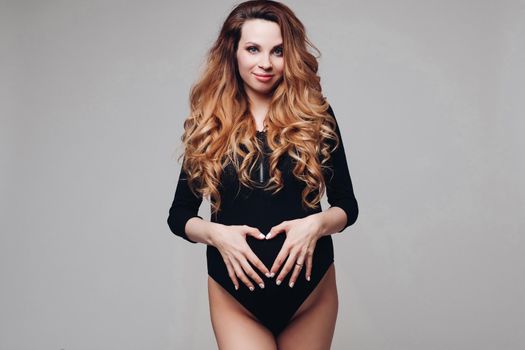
[
  {"x1": 167, "y1": 161, "x2": 222, "y2": 245},
  {"x1": 167, "y1": 157, "x2": 271, "y2": 290}
]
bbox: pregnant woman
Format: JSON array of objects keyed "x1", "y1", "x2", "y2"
[{"x1": 167, "y1": 1, "x2": 359, "y2": 349}]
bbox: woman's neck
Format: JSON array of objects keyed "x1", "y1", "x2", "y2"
[{"x1": 247, "y1": 95, "x2": 271, "y2": 132}]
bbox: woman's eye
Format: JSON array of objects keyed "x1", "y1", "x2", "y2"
[{"x1": 246, "y1": 46, "x2": 283, "y2": 56}]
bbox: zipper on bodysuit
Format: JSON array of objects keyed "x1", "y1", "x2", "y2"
[
  {"x1": 259, "y1": 157, "x2": 264, "y2": 183},
  {"x1": 259, "y1": 134, "x2": 266, "y2": 184}
]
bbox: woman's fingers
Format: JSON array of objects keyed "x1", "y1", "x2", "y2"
[
  {"x1": 245, "y1": 249, "x2": 272, "y2": 278},
  {"x1": 265, "y1": 221, "x2": 288, "y2": 240},
  {"x1": 275, "y1": 248, "x2": 298, "y2": 286},
  {"x1": 223, "y1": 258, "x2": 240, "y2": 290},
  {"x1": 230, "y1": 257, "x2": 256, "y2": 291},
  {"x1": 238, "y1": 254, "x2": 266, "y2": 290},
  {"x1": 244, "y1": 225, "x2": 266, "y2": 240},
  {"x1": 269, "y1": 243, "x2": 291, "y2": 280},
  {"x1": 305, "y1": 247, "x2": 314, "y2": 281},
  {"x1": 274, "y1": 243, "x2": 315, "y2": 287},
  {"x1": 288, "y1": 250, "x2": 306, "y2": 288},
  {"x1": 230, "y1": 246, "x2": 267, "y2": 291}
]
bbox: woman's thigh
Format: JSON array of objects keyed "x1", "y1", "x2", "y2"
[
  {"x1": 208, "y1": 276, "x2": 277, "y2": 350},
  {"x1": 277, "y1": 263, "x2": 339, "y2": 350}
]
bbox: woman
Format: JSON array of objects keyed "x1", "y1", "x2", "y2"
[{"x1": 167, "y1": 1, "x2": 358, "y2": 349}]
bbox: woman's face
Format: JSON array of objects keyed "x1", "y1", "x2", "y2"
[{"x1": 236, "y1": 19, "x2": 284, "y2": 98}]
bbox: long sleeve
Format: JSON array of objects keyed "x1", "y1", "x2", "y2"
[
  {"x1": 167, "y1": 159, "x2": 203, "y2": 244},
  {"x1": 324, "y1": 105, "x2": 359, "y2": 232}
]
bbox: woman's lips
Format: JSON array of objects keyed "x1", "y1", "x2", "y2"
[{"x1": 253, "y1": 73, "x2": 273, "y2": 82}]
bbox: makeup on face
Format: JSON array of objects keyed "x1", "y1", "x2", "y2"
[{"x1": 236, "y1": 19, "x2": 284, "y2": 95}]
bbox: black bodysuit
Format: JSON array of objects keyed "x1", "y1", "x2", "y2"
[{"x1": 167, "y1": 105, "x2": 358, "y2": 336}]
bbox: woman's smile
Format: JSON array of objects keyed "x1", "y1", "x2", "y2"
[{"x1": 253, "y1": 73, "x2": 274, "y2": 83}]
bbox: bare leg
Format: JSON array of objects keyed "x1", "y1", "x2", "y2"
[
  {"x1": 276, "y1": 263, "x2": 338, "y2": 350},
  {"x1": 208, "y1": 276, "x2": 278, "y2": 350}
]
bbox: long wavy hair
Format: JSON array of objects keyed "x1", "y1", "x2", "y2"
[{"x1": 177, "y1": 0, "x2": 341, "y2": 215}]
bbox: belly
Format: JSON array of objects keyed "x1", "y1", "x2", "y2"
[
  {"x1": 246, "y1": 233, "x2": 287, "y2": 269},
  {"x1": 206, "y1": 234, "x2": 334, "y2": 285}
]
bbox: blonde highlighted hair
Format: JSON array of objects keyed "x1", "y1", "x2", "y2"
[{"x1": 178, "y1": 0, "x2": 341, "y2": 215}]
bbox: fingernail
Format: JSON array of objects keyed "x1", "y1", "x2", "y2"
[
  {"x1": 307, "y1": 275, "x2": 310, "y2": 281},
  {"x1": 270, "y1": 272, "x2": 275, "y2": 278},
  {"x1": 259, "y1": 283, "x2": 265, "y2": 289},
  {"x1": 259, "y1": 233, "x2": 265, "y2": 239},
  {"x1": 276, "y1": 279, "x2": 281, "y2": 285},
  {"x1": 249, "y1": 286, "x2": 254, "y2": 291},
  {"x1": 265, "y1": 272, "x2": 271, "y2": 278},
  {"x1": 289, "y1": 281, "x2": 294, "y2": 288},
  {"x1": 235, "y1": 285, "x2": 239, "y2": 290},
  {"x1": 266, "y1": 233, "x2": 272, "y2": 239}
]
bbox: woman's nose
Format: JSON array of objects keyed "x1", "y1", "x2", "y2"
[{"x1": 258, "y1": 56, "x2": 272, "y2": 69}]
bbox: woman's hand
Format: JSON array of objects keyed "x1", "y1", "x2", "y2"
[
  {"x1": 212, "y1": 224, "x2": 271, "y2": 291},
  {"x1": 265, "y1": 215, "x2": 322, "y2": 287}
]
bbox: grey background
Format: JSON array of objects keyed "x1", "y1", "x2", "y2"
[{"x1": 1, "y1": 0, "x2": 524, "y2": 349}]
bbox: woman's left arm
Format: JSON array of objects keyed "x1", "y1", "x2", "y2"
[
  {"x1": 266, "y1": 104, "x2": 359, "y2": 286},
  {"x1": 310, "y1": 104, "x2": 359, "y2": 237}
]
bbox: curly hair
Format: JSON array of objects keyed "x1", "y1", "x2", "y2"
[{"x1": 177, "y1": 0, "x2": 341, "y2": 215}]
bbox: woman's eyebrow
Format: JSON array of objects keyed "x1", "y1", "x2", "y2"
[{"x1": 245, "y1": 41, "x2": 283, "y2": 48}]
